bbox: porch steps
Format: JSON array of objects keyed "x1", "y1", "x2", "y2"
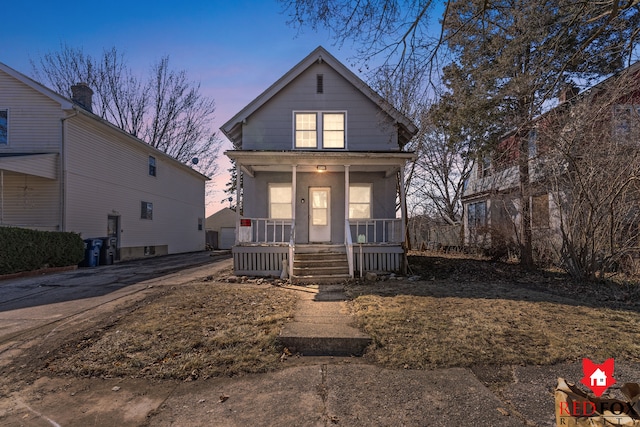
[
  {"x1": 291, "y1": 245, "x2": 350, "y2": 284},
  {"x1": 278, "y1": 284, "x2": 372, "y2": 356}
]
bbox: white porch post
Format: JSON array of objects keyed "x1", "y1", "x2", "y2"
[
  {"x1": 235, "y1": 169, "x2": 242, "y2": 245},
  {"x1": 399, "y1": 164, "x2": 407, "y2": 242},
  {"x1": 291, "y1": 165, "x2": 297, "y2": 228},
  {"x1": 344, "y1": 165, "x2": 350, "y2": 225}
]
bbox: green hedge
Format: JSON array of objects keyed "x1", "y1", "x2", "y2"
[{"x1": 0, "y1": 227, "x2": 85, "y2": 275}]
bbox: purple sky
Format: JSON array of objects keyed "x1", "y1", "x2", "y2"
[{"x1": 2, "y1": 0, "x2": 364, "y2": 214}]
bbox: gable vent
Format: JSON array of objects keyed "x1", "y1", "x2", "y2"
[{"x1": 316, "y1": 74, "x2": 324, "y2": 94}]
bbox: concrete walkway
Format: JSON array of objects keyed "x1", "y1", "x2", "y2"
[{"x1": 278, "y1": 283, "x2": 372, "y2": 356}]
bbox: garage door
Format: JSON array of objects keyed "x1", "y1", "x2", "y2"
[{"x1": 219, "y1": 227, "x2": 235, "y2": 249}]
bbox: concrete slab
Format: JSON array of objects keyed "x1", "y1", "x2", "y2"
[{"x1": 278, "y1": 283, "x2": 372, "y2": 355}]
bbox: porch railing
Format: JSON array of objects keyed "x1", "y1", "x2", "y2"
[
  {"x1": 345, "y1": 220, "x2": 354, "y2": 278},
  {"x1": 238, "y1": 218, "x2": 292, "y2": 244},
  {"x1": 348, "y1": 219, "x2": 403, "y2": 244},
  {"x1": 288, "y1": 223, "x2": 295, "y2": 278}
]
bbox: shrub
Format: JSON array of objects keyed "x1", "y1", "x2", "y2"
[{"x1": 0, "y1": 227, "x2": 84, "y2": 275}]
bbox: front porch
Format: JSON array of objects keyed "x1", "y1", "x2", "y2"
[
  {"x1": 232, "y1": 217, "x2": 405, "y2": 281},
  {"x1": 227, "y1": 151, "x2": 413, "y2": 281}
]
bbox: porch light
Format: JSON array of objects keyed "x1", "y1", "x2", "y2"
[{"x1": 316, "y1": 165, "x2": 326, "y2": 172}]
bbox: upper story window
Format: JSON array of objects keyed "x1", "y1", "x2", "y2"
[
  {"x1": 294, "y1": 111, "x2": 345, "y2": 149},
  {"x1": 0, "y1": 109, "x2": 8, "y2": 145},
  {"x1": 149, "y1": 156, "x2": 157, "y2": 176},
  {"x1": 478, "y1": 154, "x2": 491, "y2": 178}
]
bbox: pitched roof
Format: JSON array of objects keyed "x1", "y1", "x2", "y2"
[
  {"x1": 220, "y1": 46, "x2": 418, "y2": 147},
  {"x1": 0, "y1": 61, "x2": 209, "y2": 181}
]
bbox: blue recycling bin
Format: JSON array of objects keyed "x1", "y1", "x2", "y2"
[{"x1": 82, "y1": 238, "x2": 103, "y2": 267}]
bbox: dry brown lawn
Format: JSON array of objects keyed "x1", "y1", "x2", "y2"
[
  {"x1": 37, "y1": 253, "x2": 640, "y2": 381},
  {"x1": 346, "y1": 252, "x2": 640, "y2": 370},
  {"x1": 46, "y1": 278, "x2": 297, "y2": 380}
]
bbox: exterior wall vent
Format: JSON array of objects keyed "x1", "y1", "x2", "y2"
[{"x1": 316, "y1": 74, "x2": 324, "y2": 94}]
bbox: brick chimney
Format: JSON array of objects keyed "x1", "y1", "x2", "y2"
[{"x1": 71, "y1": 83, "x2": 93, "y2": 112}]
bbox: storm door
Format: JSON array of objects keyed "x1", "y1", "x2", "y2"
[{"x1": 309, "y1": 187, "x2": 331, "y2": 242}]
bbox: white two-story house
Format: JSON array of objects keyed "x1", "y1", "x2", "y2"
[{"x1": 0, "y1": 62, "x2": 209, "y2": 261}]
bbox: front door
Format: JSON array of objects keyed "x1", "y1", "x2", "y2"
[
  {"x1": 107, "y1": 215, "x2": 120, "y2": 260},
  {"x1": 309, "y1": 187, "x2": 331, "y2": 242}
]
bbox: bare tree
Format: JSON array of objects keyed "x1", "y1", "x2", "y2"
[
  {"x1": 538, "y1": 69, "x2": 640, "y2": 280},
  {"x1": 282, "y1": 0, "x2": 639, "y2": 269},
  {"x1": 31, "y1": 44, "x2": 220, "y2": 178}
]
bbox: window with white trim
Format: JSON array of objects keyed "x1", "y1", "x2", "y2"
[
  {"x1": 294, "y1": 111, "x2": 345, "y2": 149},
  {"x1": 0, "y1": 109, "x2": 7, "y2": 145},
  {"x1": 269, "y1": 183, "x2": 292, "y2": 219},
  {"x1": 349, "y1": 184, "x2": 371, "y2": 219}
]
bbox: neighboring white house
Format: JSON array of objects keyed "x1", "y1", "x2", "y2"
[
  {"x1": 0, "y1": 62, "x2": 209, "y2": 261},
  {"x1": 221, "y1": 46, "x2": 417, "y2": 280},
  {"x1": 205, "y1": 207, "x2": 237, "y2": 249}
]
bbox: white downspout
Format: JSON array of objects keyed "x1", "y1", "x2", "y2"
[
  {"x1": 60, "y1": 109, "x2": 78, "y2": 231},
  {"x1": 235, "y1": 169, "x2": 242, "y2": 245}
]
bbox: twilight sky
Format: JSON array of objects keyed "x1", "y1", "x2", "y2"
[{"x1": 1, "y1": 0, "x2": 363, "y2": 215}]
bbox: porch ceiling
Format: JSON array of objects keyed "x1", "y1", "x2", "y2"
[{"x1": 225, "y1": 150, "x2": 415, "y2": 176}]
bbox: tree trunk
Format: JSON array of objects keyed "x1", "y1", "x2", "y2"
[{"x1": 519, "y1": 133, "x2": 534, "y2": 269}]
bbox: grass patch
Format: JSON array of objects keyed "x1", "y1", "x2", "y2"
[
  {"x1": 347, "y1": 252, "x2": 640, "y2": 369},
  {"x1": 47, "y1": 281, "x2": 297, "y2": 380}
]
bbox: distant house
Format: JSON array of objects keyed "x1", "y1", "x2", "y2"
[
  {"x1": 205, "y1": 207, "x2": 237, "y2": 249},
  {"x1": 221, "y1": 46, "x2": 417, "y2": 281},
  {"x1": 0, "y1": 62, "x2": 209, "y2": 261},
  {"x1": 461, "y1": 61, "x2": 640, "y2": 257}
]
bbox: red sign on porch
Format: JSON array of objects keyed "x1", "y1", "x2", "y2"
[{"x1": 240, "y1": 219, "x2": 252, "y2": 227}]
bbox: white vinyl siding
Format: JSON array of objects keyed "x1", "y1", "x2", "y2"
[
  {"x1": 269, "y1": 183, "x2": 292, "y2": 219},
  {"x1": 349, "y1": 184, "x2": 371, "y2": 219},
  {"x1": 0, "y1": 71, "x2": 64, "y2": 152},
  {"x1": 64, "y1": 115, "x2": 206, "y2": 255}
]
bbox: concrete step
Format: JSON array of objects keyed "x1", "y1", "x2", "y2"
[
  {"x1": 278, "y1": 286, "x2": 372, "y2": 356},
  {"x1": 290, "y1": 274, "x2": 351, "y2": 285},
  {"x1": 294, "y1": 253, "x2": 346, "y2": 262},
  {"x1": 293, "y1": 265, "x2": 349, "y2": 276}
]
